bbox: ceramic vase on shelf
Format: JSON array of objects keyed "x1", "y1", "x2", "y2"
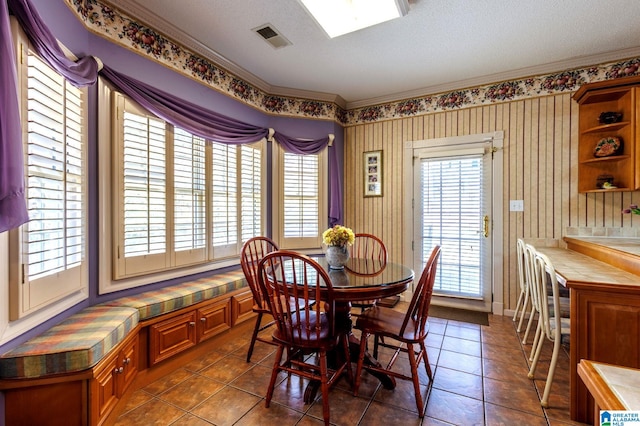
[{"x1": 325, "y1": 245, "x2": 350, "y2": 269}]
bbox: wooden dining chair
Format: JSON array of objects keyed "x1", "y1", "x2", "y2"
[
  {"x1": 353, "y1": 245, "x2": 441, "y2": 417},
  {"x1": 527, "y1": 250, "x2": 570, "y2": 407},
  {"x1": 349, "y1": 233, "x2": 388, "y2": 312},
  {"x1": 258, "y1": 250, "x2": 353, "y2": 426},
  {"x1": 240, "y1": 236, "x2": 280, "y2": 362}
]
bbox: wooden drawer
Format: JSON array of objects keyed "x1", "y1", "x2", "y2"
[
  {"x1": 149, "y1": 311, "x2": 197, "y2": 366},
  {"x1": 197, "y1": 298, "x2": 231, "y2": 342},
  {"x1": 231, "y1": 290, "x2": 255, "y2": 326}
]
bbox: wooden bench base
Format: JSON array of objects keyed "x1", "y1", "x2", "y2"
[{"x1": 0, "y1": 283, "x2": 255, "y2": 426}]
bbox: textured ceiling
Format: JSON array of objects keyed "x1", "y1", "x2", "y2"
[{"x1": 106, "y1": 0, "x2": 640, "y2": 108}]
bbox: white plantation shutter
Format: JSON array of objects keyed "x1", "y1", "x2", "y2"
[
  {"x1": 240, "y1": 144, "x2": 262, "y2": 241},
  {"x1": 122, "y1": 111, "x2": 166, "y2": 256},
  {"x1": 421, "y1": 153, "x2": 483, "y2": 297},
  {"x1": 114, "y1": 102, "x2": 169, "y2": 278},
  {"x1": 15, "y1": 50, "x2": 88, "y2": 317},
  {"x1": 174, "y1": 128, "x2": 206, "y2": 264},
  {"x1": 283, "y1": 153, "x2": 319, "y2": 238},
  {"x1": 211, "y1": 142, "x2": 238, "y2": 257}
]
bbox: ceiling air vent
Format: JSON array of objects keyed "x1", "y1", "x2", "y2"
[{"x1": 253, "y1": 24, "x2": 291, "y2": 49}]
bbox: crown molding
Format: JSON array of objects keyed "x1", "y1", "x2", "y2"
[
  {"x1": 346, "y1": 46, "x2": 640, "y2": 109},
  {"x1": 268, "y1": 85, "x2": 346, "y2": 108}
]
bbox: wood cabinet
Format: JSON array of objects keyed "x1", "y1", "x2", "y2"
[
  {"x1": 536, "y1": 239, "x2": 640, "y2": 424},
  {"x1": 0, "y1": 290, "x2": 243, "y2": 425},
  {"x1": 570, "y1": 283, "x2": 640, "y2": 423},
  {"x1": 198, "y1": 298, "x2": 232, "y2": 342},
  {"x1": 4, "y1": 380, "x2": 88, "y2": 426},
  {"x1": 149, "y1": 298, "x2": 231, "y2": 365},
  {"x1": 574, "y1": 76, "x2": 640, "y2": 193},
  {"x1": 231, "y1": 289, "x2": 255, "y2": 326},
  {"x1": 90, "y1": 332, "x2": 139, "y2": 426}
]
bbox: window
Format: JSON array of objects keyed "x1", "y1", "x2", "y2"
[
  {"x1": 173, "y1": 129, "x2": 206, "y2": 265},
  {"x1": 211, "y1": 142, "x2": 238, "y2": 258},
  {"x1": 108, "y1": 92, "x2": 265, "y2": 285},
  {"x1": 420, "y1": 153, "x2": 484, "y2": 297},
  {"x1": 273, "y1": 144, "x2": 327, "y2": 249},
  {"x1": 8, "y1": 35, "x2": 89, "y2": 320},
  {"x1": 240, "y1": 145, "x2": 262, "y2": 241}
]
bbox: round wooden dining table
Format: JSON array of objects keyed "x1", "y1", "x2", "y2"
[
  {"x1": 304, "y1": 257, "x2": 415, "y2": 401},
  {"x1": 317, "y1": 257, "x2": 415, "y2": 302}
]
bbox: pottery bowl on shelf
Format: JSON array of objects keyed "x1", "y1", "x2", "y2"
[
  {"x1": 598, "y1": 111, "x2": 623, "y2": 124},
  {"x1": 594, "y1": 136, "x2": 623, "y2": 157}
]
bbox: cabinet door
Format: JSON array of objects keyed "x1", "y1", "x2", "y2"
[
  {"x1": 571, "y1": 287, "x2": 640, "y2": 423},
  {"x1": 231, "y1": 290, "x2": 256, "y2": 326},
  {"x1": 149, "y1": 311, "x2": 198, "y2": 365},
  {"x1": 91, "y1": 355, "x2": 120, "y2": 426},
  {"x1": 197, "y1": 298, "x2": 231, "y2": 342},
  {"x1": 119, "y1": 333, "x2": 139, "y2": 396}
]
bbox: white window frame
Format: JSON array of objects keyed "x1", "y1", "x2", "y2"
[
  {"x1": 272, "y1": 141, "x2": 328, "y2": 250},
  {"x1": 98, "y1": 84, "x2": 266, "y2": 293},
  {"x1": 0, "y1": 19, "x2": 89, "y2": 345},
  {"x1": 113, "y1": 95, "x2": 171, "y2": 278}
]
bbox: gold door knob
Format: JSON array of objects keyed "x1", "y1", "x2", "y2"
[{"x1": 483, "y1": 215, "x2": 490, "y2": 238}]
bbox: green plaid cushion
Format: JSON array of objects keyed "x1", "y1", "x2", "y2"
[
  {"x1": 0, "y1": 306, "x2": 139, "y2": 379},
  {"x1": 102, "y1": 270, "x2": 247, "y2": 320},
  {"x1": 0, "y1": 269, "x2": 247, "y2": 379}
]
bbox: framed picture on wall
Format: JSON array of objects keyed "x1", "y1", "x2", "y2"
[{"x1": 364, "y1": 150, "x2": 383, "y2": 197}]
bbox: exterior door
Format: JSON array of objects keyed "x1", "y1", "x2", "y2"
[{"x1": 405, "y1": 132, "x2": 503, "y2": 312}]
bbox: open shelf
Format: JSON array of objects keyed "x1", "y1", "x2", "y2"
[{"x1": 573, "y1": 76, "x2": 640, "y2": 193}]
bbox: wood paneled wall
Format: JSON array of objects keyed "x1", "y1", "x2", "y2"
[{"x1": 343, "y1": 92, "x2": 640, "y2": 313}]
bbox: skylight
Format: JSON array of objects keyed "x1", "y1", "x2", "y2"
[{"x1": 299, "y1": 0, "x2": 409, "y2": 38}]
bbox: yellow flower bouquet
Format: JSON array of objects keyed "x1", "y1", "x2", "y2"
[{"x1": 322, "y1": 225, "x2": 355, "y2": 247}]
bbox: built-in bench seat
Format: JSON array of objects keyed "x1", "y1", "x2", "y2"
[
  {"x1": 99, "y1": 269, "x2": 247, "y2": 321},
  {"x1": 0, "y1": 268, "x2": 247, "y2": 380},
  {"x1": 0, "y1": 306, "x2": 139, "y2": 379}
]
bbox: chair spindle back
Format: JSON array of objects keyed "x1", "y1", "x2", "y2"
[
  {"x1": 241, "y1": 237, "x2": 279, "y2": 309},
  {"x1": 401, "y1": 245, "x2": 441, "y2": 338},
  {"x1": 259, "y1": 250, "x2": 336, "y2": 346}
]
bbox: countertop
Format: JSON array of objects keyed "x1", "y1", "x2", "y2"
[
  {"x1": 534, "y1": 246, "x2": 640, "y2": 287},
  {"x1": 593, "y1": 362, "x2": 640, "y2": 410},
  {"x1": 579, "y1": 360, "x2": 640, "y2": 411}
]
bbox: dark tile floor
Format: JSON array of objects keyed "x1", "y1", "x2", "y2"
[{"x1": 115, "y1": 304, "x2": 584, "y2": 425}]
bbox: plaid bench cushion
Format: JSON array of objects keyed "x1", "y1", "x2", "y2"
[
  {"x1": 0, "y1": 305, "x2": 139, "y2": 379},
  {"x1": 0, "y1": 269, "x2": 247, "y2": 380},
  {"x1": 101, "y1": 269, "x2": 247, "y2": 321}
]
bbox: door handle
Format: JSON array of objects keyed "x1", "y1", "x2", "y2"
[{"x1": 483, "y1": 215, "x2": 489, "y2": 238}]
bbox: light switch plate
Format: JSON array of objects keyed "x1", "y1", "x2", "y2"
[{"x1": 510, "y1": 200, "x2": 524, "y2": 211}]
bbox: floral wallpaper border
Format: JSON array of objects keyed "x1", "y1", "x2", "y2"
[{"x1": 67, "y1": 0, "x2": 640, "y2": 127}]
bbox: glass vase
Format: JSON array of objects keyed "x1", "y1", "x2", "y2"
[{"x1": 325, "y1": 245, "x2": 350, "y2": 269}]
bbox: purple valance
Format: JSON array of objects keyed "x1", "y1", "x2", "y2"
[
  {"x1": 274, "y1": 132, "x2": 341, "y2": 225},
  {"x1": 100, "y1": 65, "x2": 270, "y2": 144},
  {"x1": 7, "y1": 0, "x2": 98, "y2": 87},
  {"x1": 273, "y1": 133, "x2": 329, "y2": 154}
]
